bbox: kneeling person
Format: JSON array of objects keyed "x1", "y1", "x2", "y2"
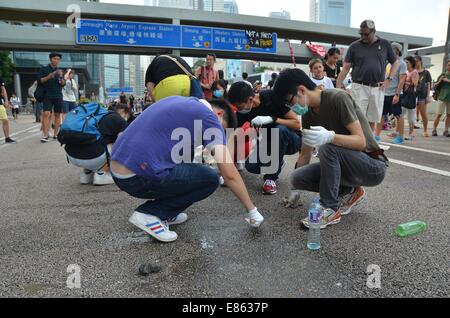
[
  {"x1": 62, "y1": 104, "x2": 129, "y2": 185},
  {"x1": 110, "y1": 96, "x2": 264, "y2": 243},
  {"x1": 285, "y1": 69, "x2": 388, "y2": 229}
]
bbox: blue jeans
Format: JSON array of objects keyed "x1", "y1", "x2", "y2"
[
  {"x1": 245, "y1": 124, "x2": 301, "y2": 181},
  {"x1": 113, "y1": 163, "x2": 220, "y2": 221}
]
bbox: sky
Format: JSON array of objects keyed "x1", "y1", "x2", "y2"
[{"x1": 102, "y1": 0, "x2": 449, "y2": 46}]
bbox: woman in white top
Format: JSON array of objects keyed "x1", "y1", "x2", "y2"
[
  {"x1": 62, "y1": 69, "x2": 78, "y2": 118},
  {"x1": 9, "y1": 92, "x2": 20, "y2": 120},
  {"x1": 308, "y1": 59, "x2": 335, "y2": 91}
]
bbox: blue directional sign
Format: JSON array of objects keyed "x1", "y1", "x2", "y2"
[
  {"x1": 76, "y1": 19, "x2": 277, "y2": 54},
  {"x1": 76, "y1": 19, "x2": 181, "y2": 48},
  {"x1": 181, "y1": 26, "x2": 213, "y2": 50},
  {"x1": 212, "y1": 28, "x2": 277, "y2": 54}
]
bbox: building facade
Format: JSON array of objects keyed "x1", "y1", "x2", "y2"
[{"x1": 309, "y1": 0, "x2": 351, "y2": 27}]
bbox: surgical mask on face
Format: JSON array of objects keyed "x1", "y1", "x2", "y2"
[
  {"x1": 238, "y1": 104, "x2": 252, "y2": 114},
  {"x1": 289, "y1": 94, "x2": 309, "y2": 116},
  {"x1": 213, "y1": 90, "x2": 224, "y2": 98}
]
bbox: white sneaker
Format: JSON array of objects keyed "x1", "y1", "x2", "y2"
[
  {"x1": 167, "y1": 213, "x2": 188, "y2": 226},
  {"x1": 129, "y1": 211, "x2": 178, "y2": 242},
  {"x1": 80, "y1": 169, "x2": 94, "y2": 184},
  {"x1": 93, "y1": 171, "x2": 114, "y2": 185}
]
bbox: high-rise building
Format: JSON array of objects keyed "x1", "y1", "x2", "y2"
[
  {"x1": 310, "y1": 0, "x2": 351, "y2": 27},
  {"x1": 223, "y1": 0, "x2": 238, "y2": 14},
  {"x1": 150, "y1": 0, "x2": 194, "y2": 10},
  {"x1": 269, "y1": 10, "x2": 291, "y2": 20}
]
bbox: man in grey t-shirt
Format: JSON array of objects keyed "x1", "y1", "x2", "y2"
[{"x1": 337, "y1": 20, "x2": 399, "y2": 131}]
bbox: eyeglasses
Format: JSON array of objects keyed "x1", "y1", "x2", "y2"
[{"x1": 359, "y1": 30, "x2": 374, "y2": 37}]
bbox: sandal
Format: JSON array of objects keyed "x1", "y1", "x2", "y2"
[{"x1": 423, "y1": 132, "x2": 430, "y2": 137}]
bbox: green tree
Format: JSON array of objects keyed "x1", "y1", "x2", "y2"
[
  {"x1": 0, "y1": 51, "x2": 14, "y2": 85},
  {"x1": 255, "y1": 66, "x2": 271, "y2": 73},
  {"x1": 192, "y1": 59, "x2": 205, "y2": 74}
]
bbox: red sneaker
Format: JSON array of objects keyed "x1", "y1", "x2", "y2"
[
  {"x1": 339, "y1": 187, "x2": 366, "y2": 216},
  {"x1": 262, "y1": 179, "x2": 277, "y2": 195}
]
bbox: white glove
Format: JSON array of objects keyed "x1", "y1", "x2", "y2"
[
  {"x1": 283, "y1": 190, "x2": 302, "y2": 208},
  {"x1": 303, "y1": 126, "x2": 335, "y2": 148},
  {"x1": 245, "y1": 208, "x2": 264, "y2": 228},
  {"x1": 251, "y1": 116, "x2": 273, "y2": 128}
]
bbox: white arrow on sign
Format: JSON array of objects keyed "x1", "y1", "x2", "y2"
[
  {"x1": 127, "y1": 38, "x2": 136, "y2": 44},
  {"x1": 193, "y1": 42, "x2": 202, "y2": 48}
]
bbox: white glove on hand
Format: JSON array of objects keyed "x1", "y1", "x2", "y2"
[
  {"x1": 251, "y1": 116, "x2": 273, "y2": 128},
  {"x1": 303, "y1": 126, "x2": 335, "y2": 148},
  {"x1": 245, "y1": 208, "x2": 264, "y2": 228},
  {"x1": 283, "y1": 190, "x2": 302, "y2": 208}
]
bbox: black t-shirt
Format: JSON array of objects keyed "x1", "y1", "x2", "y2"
[
  {"x1": 65, "y1": 112, "x2": 128, "y2": 159},
  {"x1": 417, "y1": 70, "x2": 432, "y2": 98},
  {"x1": 37, "y1": 64, "x2": 64, "y2": 98},
  {"x1": 236, "y1": 90, "x2": 290, "y2": 127},
  {"x1": 323, "y1": 63, "x2": 341, "y2": 87},
  {"x1": 145, "y1": 55, "x2": 192, "y2": 87}
]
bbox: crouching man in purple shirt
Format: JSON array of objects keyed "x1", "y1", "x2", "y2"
[{"x1": 110, "y1": 96, "x2": 264, "y2": 243}]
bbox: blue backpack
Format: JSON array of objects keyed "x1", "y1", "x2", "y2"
[{"x1": 58, "y1": 103, "x2": 109, "y2": 146}]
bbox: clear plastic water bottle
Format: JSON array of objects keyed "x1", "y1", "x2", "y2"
[{"x1": 307, "y1": 200, "x2": 322, "y2": 251}]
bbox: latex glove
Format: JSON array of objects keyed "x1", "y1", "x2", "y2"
[
  {"x1": 245, "y1": 208, "x2": 264, "y2": 228},
  {"x1": 303, "y1": 126, "x2": 335, "y2": 148},
  {"x1": 283, "y1": 190, "x2": 302, "y2": 208},
  {"x1": 251, "y1": 116, "x2": 273, "y2": 128}
]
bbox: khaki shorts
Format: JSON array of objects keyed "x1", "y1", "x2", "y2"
[
  {"x1": 350, "y1": 83, "x2": 385, "y2": 123},
  {"x1": 0, "y1": 105, "x2": 8, "y2": 121},
  {"x1": 437, "y1": 100, "x2": 450, "y2": 115}
]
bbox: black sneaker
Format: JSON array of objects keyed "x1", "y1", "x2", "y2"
[
  {"x1": 40, "y1": 137, "x2": 49, "y2": 143},
  {"x1": 5, "y1": 137, "x2": 16, "y2": 144}
]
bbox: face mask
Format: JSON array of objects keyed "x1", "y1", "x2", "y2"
[
  {"x1": 213, "y1": 90, "x2": 224, "y2": 98},
  {"x1": 238, "y1": 104, "x2": 252, "y2": 114},
  {"x1": 289, "y1": 94, "x2": 309, "y2": 116}
]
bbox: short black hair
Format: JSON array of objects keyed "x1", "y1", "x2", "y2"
[
  {"x1": 271, "y1": 72, "x2": 278, "y2": 80},
  {"x1": 227, "y1": 81, "x2": 254, "y2": 105},
  {"x1": 49, "y1": 52, "x2": 62, "y2": 59},
  {"x1": 206, "y1": 53, "x2": 216, "y2": 61},
  {"x1": 209, "y1": 99, "x2": 237, "y2": 129},
  {"x1": 414, "y1": 55, "x2": 423, "y2": 63},
  {"x1": 273, "y1": 68, "x2": 317, "y2": 102},
  {"x1": 404, "y1": 56, "x2": 416, "y2": 68},
  {"x1": 242, "y1": 72, "x2": 248, "y2": 79}
]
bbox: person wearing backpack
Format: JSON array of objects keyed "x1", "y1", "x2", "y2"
[
  {"x1": 414, "y1": 56, "x2": 432, "y2": 137},
  {"x1": 58, "y1": 102, "x2": 128, "y2": 186},
  {"x1": 145, "y1": 54, "x2": 202, "y2": 102},
  {"x1": 37, "y1": 52, "x2": 66, "y2": 143},
  {"x1": 432, "y1": 60, "x2": 450, "y2": 137}
]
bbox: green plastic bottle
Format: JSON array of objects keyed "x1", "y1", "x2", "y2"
[{"x1": 395, "y1": 221, "x2": 426, "y2": 237}]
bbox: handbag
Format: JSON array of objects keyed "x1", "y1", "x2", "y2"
[
  {"x1": 401, "y1": 84, "x2": 417, "y2": 109},
  {"x1": 159, "y1": 55, "x2": 205, "y2": 99}
]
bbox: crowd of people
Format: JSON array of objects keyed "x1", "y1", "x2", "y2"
[{"x1": 0, "y1": 19, "x2": 449, "y2": 243}]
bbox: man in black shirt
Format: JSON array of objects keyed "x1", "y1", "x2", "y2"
[
  {"x1": 145, "y1": 54, "x2": 193, "y2": 102},
  {"x1": 37, "y1": 52, "x2": 66, "y2": 143},
  {"x1": 64, "y1": 106, "x2": 128, "y2": 186},
  {"x1": 228, "y1": 82, "x2": 302, "y2": 195}
]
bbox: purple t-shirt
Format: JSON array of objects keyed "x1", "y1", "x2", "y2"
[{"x1": 111, "y1": 96, "x2": 226, "y2": 181}]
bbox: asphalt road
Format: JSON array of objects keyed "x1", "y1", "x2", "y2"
[{"x1": 0, "y1": 115, "x2": 448, "y2": 298}]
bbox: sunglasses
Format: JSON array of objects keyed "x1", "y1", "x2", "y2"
[{"x1": 359, "y1": 30, "x2": 374, "y2": 37}]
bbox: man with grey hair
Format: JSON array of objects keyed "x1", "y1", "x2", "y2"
[
  {"x1": 337, "y1": 20, "x2": 399, "y2": 132},
  {"x1": 374, "y1": 42, "x2": 407, "y2": 142}
]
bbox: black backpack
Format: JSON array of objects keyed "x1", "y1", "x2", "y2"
[{"x1": 34, "y1": 81, "x2": 46, "y2": 102}]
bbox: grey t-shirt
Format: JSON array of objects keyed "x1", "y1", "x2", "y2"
[
  {"x1": 302, "y1": 89, "x2": 380, "y2": 153},
  {"x1": 345, "y1": 37, "x2": 397, "y2": 84},
  {"x1": 385, "y1": 59, "x2": 407, "y2": 96}
]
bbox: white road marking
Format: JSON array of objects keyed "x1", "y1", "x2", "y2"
[
  {"x1": 0, "y1": 124, "x2": 41, "y2": 141},
  {"x1": 381, "y1": 142, "x2": 450, "y2": 157},
  {"x1": 389, "y1": 158, "x2": 450, "y2": 177},
  {"x1": 0, "y1": 132, "x2": 41, "y2": 149}
]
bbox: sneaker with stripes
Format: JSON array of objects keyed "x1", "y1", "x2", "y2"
[{"x1": 129, "y1": 211, "x2": 178, "y2": 242}]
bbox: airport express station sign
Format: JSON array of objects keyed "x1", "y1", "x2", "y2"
[{"x1": 76, "y1": 19, "x2": 277, "y2": 54}]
